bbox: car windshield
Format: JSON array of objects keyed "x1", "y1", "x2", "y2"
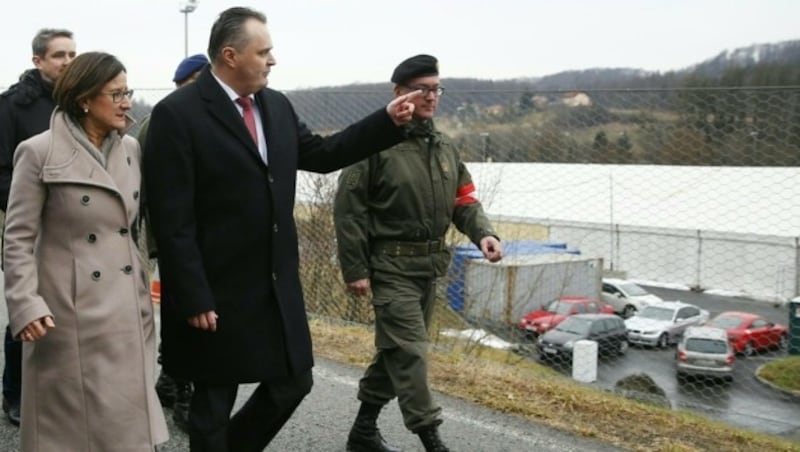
[
  {"x1": 619, "y1": 282, "x2": 649, "y2": 296},
  {"x1": 555, "y1": 317, "x2": 592, "y2": 335},
  {"x1": 685, "y1": 338, "x2": 728, "y2": 354},
  {"x1": 708, "y1": 315, "x2": 744, "y2": 329},
  {"x1": 638, "y1": 306, "x2": 675, "y2": 321},
  {"x1": 544, "y1": 300, "x2": 573, "y2": 315}
]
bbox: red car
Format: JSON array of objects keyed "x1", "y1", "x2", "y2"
[
  {"x1": 705, "y1": 311, "x2": 788, "y2": 356},
  {"x1": 518, "y1": 296, "x2": 615, "y2": 339}
]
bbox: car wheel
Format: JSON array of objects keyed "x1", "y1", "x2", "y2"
[
  {"x1": 622, "y1": 305, "x2": 636, "y2": 318},
  {"x1": 779, "y1": 334, "x2": 789, "y2": 350},
  {"x1": 657, "y1": 333, "x2": 669, "y2": 348},
  {"x1": 618, "y1": 340, "x2": 629, "y2": 355},
  {"x1": 743, "y1": 341, "x2": 755, "y2": 357}
]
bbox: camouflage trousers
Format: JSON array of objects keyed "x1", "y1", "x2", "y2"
[{"x1": 356, "y1": 272, "x2": 443, "y2": 432}]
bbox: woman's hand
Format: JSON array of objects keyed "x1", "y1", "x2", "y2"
[{"x1": 19, "y1": 316, "x2": 55, "y2": 341}]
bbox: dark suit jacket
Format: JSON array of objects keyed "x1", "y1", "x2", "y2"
[{"x1": 143, "y1": 67, "x2": 404, "y2": 383}]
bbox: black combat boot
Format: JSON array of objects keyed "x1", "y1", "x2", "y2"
[
  {"x1": 346, "y1": 402, "x2": 402, "y2": 452},
  {"x1": 416, "y1": 425, "x2": 450, "y2": 452},
  {"x1": 154, "y1": 371, "x2": 176, "y2": 407},
  {"x1": 172, "y1": 379, "x2": 192, "y2": 433}
]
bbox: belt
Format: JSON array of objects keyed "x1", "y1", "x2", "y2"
[{"x1": 372, "y1": 240, "x2": 446, "y2": 257}]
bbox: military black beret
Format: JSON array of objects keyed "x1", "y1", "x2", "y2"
[{"x1": 390, "y1": 54, "x2": 439, "y2": 85}]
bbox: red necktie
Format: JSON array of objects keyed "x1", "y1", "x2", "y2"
[{"x1": 236, "y1": 96, "x2": 258, "y2": 145}]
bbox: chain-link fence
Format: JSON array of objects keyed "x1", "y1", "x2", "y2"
[
  {"x1": 8, "y1": 83, "x2": 796, "y2": 438},
  {"x1": 289, "y1": 86, "x2": 800, "y2": 439}
]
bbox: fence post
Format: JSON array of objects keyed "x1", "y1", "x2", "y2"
[
  {"x1": 795, "y1": 236, "x2": 799, "y2": 298},
  {"x1": 695, "y1": 229, "x2": 703, "y2": 290}
]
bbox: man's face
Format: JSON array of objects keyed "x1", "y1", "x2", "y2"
[
  {"x1": 396, "y1": 75, "x2": 441, "y2": 121},
  {"x1": 33, "y1": 36, "x2": 77, "y2": 83},
  {"x1": 232, "y1": 18, "x2": 276, "y2": 94}
]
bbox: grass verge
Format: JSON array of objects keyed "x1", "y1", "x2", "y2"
[
  {"x1": 758, "y1": 356, "x2": 800, "y2": 392},
  {"x1": 309, "y1": 317, "x2": 800, "y2": 452}
]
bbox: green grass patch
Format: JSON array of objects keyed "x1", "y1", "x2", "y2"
[{"x1": 758, "y1": 356, "x2": 800, "y2": 392}]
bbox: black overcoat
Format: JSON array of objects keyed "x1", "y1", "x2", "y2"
[{"x1": 143, "y1": 67, "x2": 404, "y2": 383}]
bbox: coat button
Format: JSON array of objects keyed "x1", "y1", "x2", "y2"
[
  {"x1": 127, "y1": 156, "x2": 131, "y2": 165},
  {"x1": 87, "y1": 233, "x2": 97, "y2": 243},
  {"x1": 123, "y1": 265, "x2": 133, "y2": 274},
  {"x1": 80, "y1": 195, "x2": 91, "y2": 205},
  {"x1": 273, "y1": 224, "x2": 279, "y2": 233},
  {"x1": 119, "y1": 227, "x2": 129, "y2": 236},
  {"x1": 91, "y1": 271, "x2": 101, "y2": 280},
  {"x1": 268, "y1": 174, "x2": 274, "y2": 183},
  {"x1": 272, "y1": 272, "x2": 278, "y2": 281},
  {"x1": 133, "y1": 191, "x2": 139, "y2": 200}
]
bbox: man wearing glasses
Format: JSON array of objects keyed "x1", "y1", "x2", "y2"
[
  {"x1": 0, "y1": 28, "x2": 76, "y2": 427},
  {"x1": 334, "y1": 54, "x2": 503, "y2": 452}
]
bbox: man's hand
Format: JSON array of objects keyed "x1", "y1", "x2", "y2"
[
  {"x1": 480, "y1": 236, "x2": 503, "y2": 262},
  {"x1": 19, "y1": 316, "x2": 55, "y2": 341},
  {"x1": 346, "y1": 278, "x2": 371, "y2": 297},
  {"x1": 386, "y1": 90, "x2": 423, "y2": 126},
  {"x1": 188, "y1": 310, "x2": 218, "y2": 332}
]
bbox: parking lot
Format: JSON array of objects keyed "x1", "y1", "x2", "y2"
[{"x1": 527, "y1": 285, "x2": 800, "y2": 439}]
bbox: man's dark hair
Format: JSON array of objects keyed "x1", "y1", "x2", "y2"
[
  {"x1": 54, "y1": 52, "x2": 126, "y2": 121},
  {"x1": 32, "y1": 28, "x2": 73, "y2": 58},
  {"x1": 207, "y1": 7, "x2": 266, "y2": 63}
]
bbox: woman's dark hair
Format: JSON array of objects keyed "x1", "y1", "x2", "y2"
[
  {"x1": 208, "y1": 7, "x2": 266, "y2": 63},
  {"x1": 54, "y1": 52, "x2": 126, "y2": 121}
]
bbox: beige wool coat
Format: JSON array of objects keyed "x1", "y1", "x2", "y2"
[{"x1": 3, "y1": 111, "x2": 168, "y2": 451}]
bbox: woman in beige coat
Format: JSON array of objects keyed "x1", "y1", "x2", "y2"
[{"x1": 3, "y1": 52, "x2": 167, "y2": 451}]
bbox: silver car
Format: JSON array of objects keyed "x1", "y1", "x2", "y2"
[
  {"x1": 676, "y1": 326, "x2": 735, "y2": 381},
  {"x1": 624, "y1": 301, "x2": 710, "y2": 348}
]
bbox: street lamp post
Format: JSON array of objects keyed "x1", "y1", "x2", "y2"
[{"x1": 180, "y1": 0, "x2": 198, "y2": 58}]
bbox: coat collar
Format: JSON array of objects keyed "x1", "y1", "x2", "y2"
[{"x1": 41, "y1": 110, "x2": 129, "y2": 196}]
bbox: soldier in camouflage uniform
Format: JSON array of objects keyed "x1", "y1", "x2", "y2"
[{"x1": 334, "y1": 54, "x2": 503, "y2": 452}]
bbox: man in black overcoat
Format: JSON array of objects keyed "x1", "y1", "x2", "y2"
[{"x1": 143, "y1": 6, "x2": 420, "y2": 451}]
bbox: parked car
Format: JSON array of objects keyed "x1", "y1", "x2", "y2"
[
  {"x1": 676, "y1": 326, "x2": 735, "y2": 382},
  {"x1": 537, "y1": 313, "x2": 628, "y2": 361},
  {"x1": 705, "y1": 311, "x2": 789, "y2": 356},
  {"x1": 624, "y1": 301, "x2": 710, "y2": 348},
  {"x1": 518, "y1": 296, "x2": 615, "y2": 339},
  {"x1": 601, "y1": 278, "x2": 663, "y2": 318}
]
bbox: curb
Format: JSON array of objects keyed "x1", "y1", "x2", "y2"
[{"x1": 753, "y1": 363, "x2": 800, "y2": 401}]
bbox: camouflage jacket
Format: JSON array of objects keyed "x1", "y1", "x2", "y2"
[{"x1": 334, "y1": 120, "x2": 496, "y2": 282}]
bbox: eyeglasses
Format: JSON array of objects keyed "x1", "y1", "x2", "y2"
[
  {"x1": 102, "y1": 89, "x2": 134, "y2": 103},
  {"x1": 405, "y1": 85, "x2": 445, "y2": 97}
]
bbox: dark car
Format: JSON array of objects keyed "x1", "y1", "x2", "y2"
[
  {"x1": 518, "y1": 296, "x2": 615, "y2": 340},
  {"x1": 537, "y1": 313, "x2": 629, "y2": 362}
]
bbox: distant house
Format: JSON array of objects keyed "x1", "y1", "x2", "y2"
[
  {"x1": 485, "y1": 104, "x2": 506, "y2": 116},
  {"x1": 561, "y1": 91, "x2": 592, "y2": 107}
]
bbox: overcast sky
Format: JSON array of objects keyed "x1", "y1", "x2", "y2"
[{"x1": 1, "y1": 0, "x2": 798, "y2": 95}]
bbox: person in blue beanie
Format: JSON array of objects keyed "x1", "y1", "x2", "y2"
[{"x1": 136, "y1": 52, "x2": 208, "y2": 434}]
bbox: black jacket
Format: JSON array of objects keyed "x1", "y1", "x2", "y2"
[
  {"x1": 0, "y1": 69, "x2": 55, "y2": 210},
  {"x1": 143, "y1": 67, "x2": 405, "y2": 383}
]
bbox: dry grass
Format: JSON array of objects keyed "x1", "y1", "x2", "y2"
[{"x1": 309, "y1": 317, "x2": 800, "y2": 452}]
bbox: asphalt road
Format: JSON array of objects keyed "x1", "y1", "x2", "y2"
[{"x1": 0, "y1": 270, "x2": 620, "y2": 452}]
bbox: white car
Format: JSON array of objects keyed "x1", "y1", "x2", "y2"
[
  {"x1": 601, "y1": 278, "x2": 663, "y2": 318},
  {"x1": 624, "y1": 301, "x2": 710, "y2": 348}
]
